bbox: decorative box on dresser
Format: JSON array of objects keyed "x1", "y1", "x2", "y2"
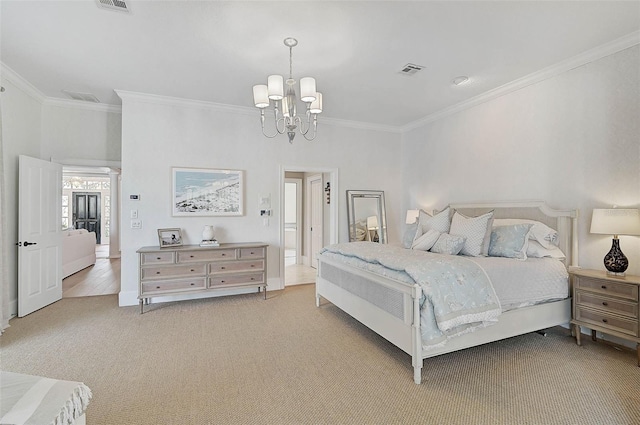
[
  {"x1": 137, "y1": 242, "x2": 268, "y2": 313},
  {"x1": 570, "y1": 269, "x2": 639, "y2": 366}
]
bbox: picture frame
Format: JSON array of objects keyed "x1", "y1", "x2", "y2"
[
  {"x1": 158, "y1": 228, "x2": 183, "y2": 248},
  {"x1": 172, "y1": 167, "x2": 244, "y2": 216}
]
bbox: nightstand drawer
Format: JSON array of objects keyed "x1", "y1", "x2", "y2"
[
  {"x1": 141, "y1": 278, "x2": 206, "y2": 295},
  {"x1": 141, "y1": 264, "x2": 207, "y2": 280},
  {"x1": 575, "y1": 277, "x2": 638, "y2": 301},
  {"x1": 575, "y1": 306, "x2": 638, "y2": 337},
  {"x1": 576, "y1": 291, "x2": 638, "y2": 319}
]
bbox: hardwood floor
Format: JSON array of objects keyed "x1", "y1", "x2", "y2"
[{"x1": 62, "y1": 245, "x2": 120, "y2": 298}]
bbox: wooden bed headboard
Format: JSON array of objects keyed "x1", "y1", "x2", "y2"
[{"x1": 440, "y1": 201, "x2": 579, "y2": 269}]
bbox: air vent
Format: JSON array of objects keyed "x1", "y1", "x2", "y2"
[
  {"x1": 399, "y1": 63, "x2": 425, "y2": 76},
  {"x1": 62, "y1": 90, "x2": 101, "y2": 103},
  {"x1": 95, "y1": 0, "x2": 130, "y2": 13}
]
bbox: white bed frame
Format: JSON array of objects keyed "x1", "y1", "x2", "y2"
[{"x1": 316, "y1": 201, "x2": 579, "y2": 384}]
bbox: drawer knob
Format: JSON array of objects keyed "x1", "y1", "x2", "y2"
[
  {"x1": 190, "y1": 269, "x2": 195, "y2": 272},
  {"x1": 221, "y1": 280, "x2": 225, "y2": 283},
  {"x1": 251, "y1": 277, "x2": 254, "y2": 280},
  {"x1": 222, "y1": 254, "x2": 226, "y2": 256},
  {"x1": 221, "y1": 267, "x2": 225, "y2": 270},
  {"x1": 190, "y1": 255, "x2": 194, "y2": 258},
  {"x1": 602, "y1": 319, "x2": 608, "y2": 323},
  {"x1": 602, "y1": 302, "x2": 608, "y2": 306},
  {"x1": 251, "y1": 265, "x2": 255, "y2": 268},
  {"x1": 156, "y1": 271, "x2": 160, "y2": 274},
  {"x1": 190, "y1": 283, "x2": 194, "y2": 286},
  {"x1": 250, "y1": 252, "x2": 254, "y2": 255},
  {"x1": 601, "y1": 285, "x2": 607, "y2": 289},
  {"x1": 156, "y1": 286, "x2": 160, "y2": 289},
  {"x1": 156, "y1": 257, "x2": 161, "y2": 260}
]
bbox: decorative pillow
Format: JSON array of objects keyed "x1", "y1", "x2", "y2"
[
  {"x1": 402, "y1": 222, "x2": 419, "y2": 248},
  {"x1": 526, "y1": 240, "x2": 566, "y2": 259},
  {"x1": 417, "y1": 207, "x2": 451, "y2": 238},
  {"x1": 492, "y1": 219, "x2": 558, "y2": 249},
  {"x1": 449, "y1": 210, "x2": 494, "y2": 257},
  {"x1": 411, "y1": 229, "x2": 441, "y2": 251},
  {"x1": 488, "y1": 224, "x2": 533, "y2": 260},
  {"x1": 430, "y1": 233, "x2": 466, "y2": 255}
]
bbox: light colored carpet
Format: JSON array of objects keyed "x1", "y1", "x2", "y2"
[{"x1": 1, "y1": 284, "x2": 639, "y2": 425}]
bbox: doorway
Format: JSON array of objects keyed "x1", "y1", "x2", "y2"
[
  {"x1": 280, "y1": 166, "x2": 338, "y2": 288},
  {"x1": 73, "y1": 192, "x2": 101, "y2": 243}
]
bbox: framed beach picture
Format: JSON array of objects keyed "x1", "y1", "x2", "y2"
[
  {"x1": 158, "y1": 228, "x2": 183, "y2": 248},
  {"x1": 172, "y1": 167, "x2": 244, "y2": 216}
]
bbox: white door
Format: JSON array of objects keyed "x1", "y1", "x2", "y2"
[
  {"x1": 309, "y1": 176, "x2": 323, "y2": 269},
  {"x1": 18, "y1": 155, "x2": 63, "y2": 317}
]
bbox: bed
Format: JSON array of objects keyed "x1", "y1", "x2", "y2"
[
  {"x1": 0, "y1": 371, "x2": 92, "y2": 425},
  {"x1": 316, "y1": 201, "x2": 578, "y2": 384}
]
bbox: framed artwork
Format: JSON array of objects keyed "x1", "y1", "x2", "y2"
[
  {"x1": 158, "y1": 228, "x2": 183, "y2": 248},
  {"x1": 172, "y1": 167, "x2": 244, "y2": 216}
]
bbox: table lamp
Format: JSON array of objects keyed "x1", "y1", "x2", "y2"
[{"x1": 590, "y1": 208, "x2": 640, "y2": 276}]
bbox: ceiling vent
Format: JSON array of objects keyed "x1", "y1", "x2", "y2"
[
  {"x1": 95, "y1": 0, "x2": 130, "y2": 13},
  {"x1": 399, "y1": 63, "x2": 425, "y2": 76},
  {"x1": 62, "y1": 90, "x2": 101, "y2": 103}
]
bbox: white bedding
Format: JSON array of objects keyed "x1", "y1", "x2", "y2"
[{"x1": 468, "y1": 256, "x2": 569, "y2": 311}]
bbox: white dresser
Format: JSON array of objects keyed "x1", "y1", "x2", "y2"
[{"x1": 137, "y1": 242, "x2": 268, "y2": 313}]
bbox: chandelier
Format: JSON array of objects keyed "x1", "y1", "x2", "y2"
[{"x1": 252, "y1": 37, "x2": 323, "y2": 143}]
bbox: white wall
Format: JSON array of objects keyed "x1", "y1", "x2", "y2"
[
  {"x1": 117, "y1": 93, "x2": 403, "y2": 306},
  {"x1": 402, "y1": 45, "x2": 640, "y2": 275},
  {"x1": 0, "y1": 76, "x2": 43, "y2": 314},
  {"x1": 41, "y1": 104, "x2": 122, "y2": 162}
]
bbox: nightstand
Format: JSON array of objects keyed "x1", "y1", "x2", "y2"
[{"x1": 570, "y1": 269, "x2": 639, "y2": 366}]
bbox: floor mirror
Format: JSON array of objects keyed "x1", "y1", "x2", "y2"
[{"x1": 346, "y1": 190, "x2": 387, "y2": 243}]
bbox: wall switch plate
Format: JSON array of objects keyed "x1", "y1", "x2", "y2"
[
  {"x1": 131, "y1": 219, "x2": 142, "y2": 229},
  {"x1": 130, "y1": 209, "x2": 138, "y2": 219},
  {"x1": 130, "y1": 194, "x2": 140, "y2": 200}
]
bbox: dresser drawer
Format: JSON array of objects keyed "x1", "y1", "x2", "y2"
[
  {"x1": 209, "y1": 260, "x2": 264, "y2": 273},
  {"x1": 576, "y1": 291, "x2": 638, "y2": 319},
  {"x1": 140, "y1": 251, "x2": 175, "y2": 265},
  {"x1": 177, "y1": 249, "x2": 236, "y2": 263},
  {"x1": 239, "y1": 247, "x2": 265, "y2": 259},
  {"x1": 575, "y1": 277, "x2": 638, "y2": 301},
  {"x1": 141, "y1": 278, "x2": 206, "y2": 295},
  {"x1": 209, "y1": 273, "x2": 264, "y2": 287},
  {"x1": 575, "y1": 306, "x2": 638, "y2": 337},
  {"x1": 141, "y1": 264, "x2": 207, "y2": 280}
]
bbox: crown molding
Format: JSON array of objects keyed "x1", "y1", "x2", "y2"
[
  {"x1": 0, "y1": 62, "x2": 46, "y2": 103},
  {"x1": 115, "y1": 90, "x2": 402, "y2": 134},
  {"x1": 402, "y1": 30, "x2": 640, "y2": 132},
  {"x1": 42, "y1": 97, "x2": 122, "y2": 114}
]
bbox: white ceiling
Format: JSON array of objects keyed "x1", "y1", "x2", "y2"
[{"x1": 2, "y1": 1, "x2": 639, "y2": 129}]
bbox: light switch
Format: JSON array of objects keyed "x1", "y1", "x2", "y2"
[
  {"x1": 131, "y1": 219, "x2": 142, "y2": 229},
  {"x1": 130, "y1": 209, "x2": 138, "y2": 219}
]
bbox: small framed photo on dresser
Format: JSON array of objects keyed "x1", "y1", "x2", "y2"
[{"x1": 158, "y1": 228, "x2": 183, "y2": 248}]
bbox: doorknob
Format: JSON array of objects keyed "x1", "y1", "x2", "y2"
[{"x1": 23, "y1": 241, "x2": 37, "y2": 247}]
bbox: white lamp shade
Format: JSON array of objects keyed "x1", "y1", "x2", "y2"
[
  {"x1": 309, "y1": 92, "x2": 323, "y2": 114},
  {"x1": 406, "y1": 209, "x2": 419, "y2": 224},
  {"x1": 267, "y1": 75, "x2": 284, "y2": 100},
  {"x1": 252, "y1": 85, "x2": 269, "y2": 108},
  {"x1": 590, "y1": 209, "x2": 640, "y2": 236},
  {"x1": 367, "y1": 215, "x2": 379, "y2": 229},
  {"x1": 300, "y1": 77, "x2": 317, "y2": 103}
]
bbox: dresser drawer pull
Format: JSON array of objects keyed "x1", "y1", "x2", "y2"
[
  {"x1": 156, "y1": 271, "x2": 161, "y2": 274},
  {"x1": 221, "y1": 280, "x2": 225, "y2": 283},
  {"x1": 222, "y1": 254, "x2": 226, "y2": 256},
  {"x1": 190, "y1": 255, "x2": 194, "y2": 258},
  {"x1": 190, "y1": 269, "x2": 195, "y2": 272},
  {"x1": 251, "y1": 265, "x2": 255, "y2": 268},
  {"x1": 156, "y1": 257, "x2": 161, "y2": 260},
  {"x1": 602, "y1": 302, "x2": 608, "y2": 306},
  {"x1": 190, "y1": 283, "x2": 195, "y2": 286},
  {"x1": 601, "y1": 285, "x2": 607, "y2": 289},
  {"x1": 156, "y1": 286, "x2": 160, "y2": 289},
  {"x1": 602, "y1": 319, "x2": 608, "y2": 323},
  {"x1": 221, "y1": 267, "x2": 225, "y2": 270},
  {"x1": 250, "y1": 252, "x2": 254, "y2": 255},
  {"x1": 251, "y1": 277, "x2": 255, "y2": 280}
]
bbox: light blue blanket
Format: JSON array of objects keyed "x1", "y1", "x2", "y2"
[{"x1": 320, "y1": 242, "x2": 502, "y2": 349}]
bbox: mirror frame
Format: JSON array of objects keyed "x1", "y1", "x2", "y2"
[{"x1": 346, "y1": 190, "x2": 387, "y2": 244}]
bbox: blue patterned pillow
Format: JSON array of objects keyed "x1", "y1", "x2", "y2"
[
  {"x1": 489, "y1": 224, "x2": 533, "y2": 260},
  {"x1": 402, "y1": 222, "x2": 419, "y2": 248},
  {"x1": 430, "y1": 233, "x2": 466, "y2": 255}
]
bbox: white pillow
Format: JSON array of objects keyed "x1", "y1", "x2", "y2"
[
  {"x1": 416, "y1": 207, "x2": 451, "y2": 238},
  {"x1": 492, "y1": 219, "x2": 558, "y2": 249},
  {"x1": 430, "y1": 233, "x2": 466, "y2": 255},
  {"x1": 450, "y1": 210, "x2": 494, "y2": 257},
  {"x1": 526, "y1": 240, "x2": 566, "y2": 259},
  {"x1": 411, "y1": 229, "x2": 441, "y2": 251}
]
